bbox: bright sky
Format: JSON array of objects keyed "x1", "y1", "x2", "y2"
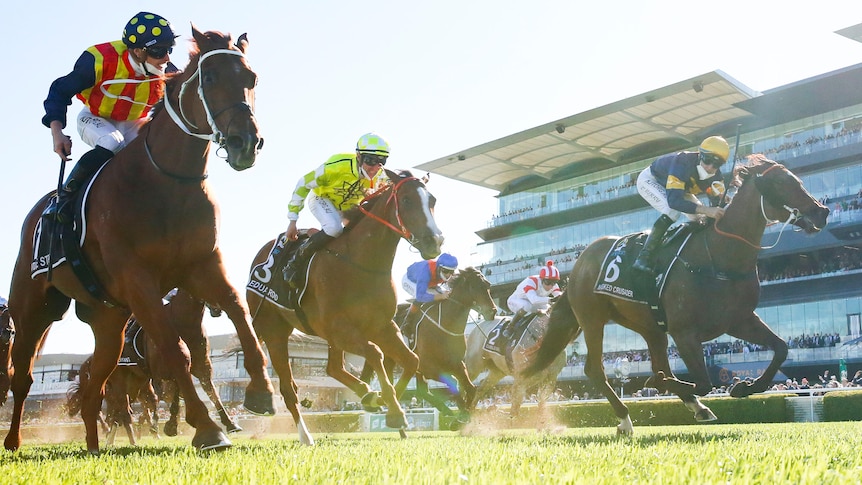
[{"x1": 6, "y1": 2, "x2": 862, "y2": 354}]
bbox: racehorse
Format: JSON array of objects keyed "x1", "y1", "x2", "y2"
[
  {"x1": 247, "y1": 170, "x2": 443, "y2": 445},
  {"x1": 464, "y1": 316, "x2": 567, "y2": 417},
  {"x1": 67, "y1": 355, "x2": 159, "y2": 446},
  {"x1": 4, "y1": 27, "x2": 274, "y2": 454},
  {"x1": 358, "y1": 266, "x2": 497, "y2": 424},
  {"x1": 525, "y1": 154, "x2": 829, "y2": 435}
]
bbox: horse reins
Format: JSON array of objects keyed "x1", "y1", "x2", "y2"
[
  {"x1": 358, "y1": 177, "x2": 419, "y2": 243},
  {"x1": 712, "y1": 163, "x2": 804, "y2": 250}
]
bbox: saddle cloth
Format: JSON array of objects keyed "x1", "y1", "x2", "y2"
[
  {"x1": 246, "y1": 233, "x2": 308, "y2": 311},
  {"x1": 484, "y1": 313, "x2": 548, "y2": 373},
  {"x1": 118, "y1": 318, "x2": 147, "y2": 368}
]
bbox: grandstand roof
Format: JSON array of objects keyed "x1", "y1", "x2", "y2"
[{"x1": 416, "y1": 70, "x2": 758, "y2": 194}]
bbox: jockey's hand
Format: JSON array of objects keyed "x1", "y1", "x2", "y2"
[
  {"x1": 698, "y1": 205, "x2": 725, "y2": 220},
  {"x1": 286, "y1": 220, "x2": 299, "y2": 241},
  {"x1": 50, "y1": 122, "x2": 72, "y2": 162},
  {"x1": 433, "y1": 292, "x2": 450, "y2": 301}
]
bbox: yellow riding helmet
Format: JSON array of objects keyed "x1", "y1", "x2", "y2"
[
  {"x1": 356, "y1": 133, "x2": 390, "y2": 157},
  {"x1": 699, "y1": 136, "x2": 730, "y2": 164}
]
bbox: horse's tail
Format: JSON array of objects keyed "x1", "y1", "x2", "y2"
[
  {"x1": 66, "y1": 356, "x2": 93, "y2": 417},
  {"x1": 522, "y1": 291, "x2": 581, "y2": 378}
]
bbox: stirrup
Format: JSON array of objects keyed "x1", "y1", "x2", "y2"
[{"x1": 41, "y1": 199, "x2": 70, "y2": 224}]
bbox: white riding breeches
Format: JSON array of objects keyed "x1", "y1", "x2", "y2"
[
  {"x1": 76, "y1": 107, "x2": 148, "y2": 153},
  {"x1": 636, "y1": 167, "x2": 700, "y2": 222},
  {"x1": 308, "y1": 194, "x2": 345, "y2": 237},
  {"x1": 507, "y1": 297, "x2": 545, "y2": 315}
]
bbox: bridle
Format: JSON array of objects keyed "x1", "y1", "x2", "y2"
[
  {"x1": 713, "y1": 163, "x2": 807, "y2": 250},
  {"x1": 358, "y1": 176, "x2": 423, "y2": 246},
  {"x1": 147, "y1": 48, "x2": 257, "y2": 181}
]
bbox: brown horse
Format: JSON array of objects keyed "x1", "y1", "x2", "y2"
[
  {"x1": 464, "y1": 316, "x2": 567, "y2": 417},
  {"x1": 247, "y1": 169, "x2": 443, "y2": 444},
  {"x1": 525, "y1": 155, "x2": 829, "y2": 434},
  {"x1": 359, "y1": 266, "x2": 497, "y2": 424},
  {"x1": 4, "y1": 27, "x2": 274, "y2": 454}
]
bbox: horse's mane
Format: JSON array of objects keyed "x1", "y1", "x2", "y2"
[
  {"x1": 146, "y1": 30, "x2": 234, "y2": 121},
  {"x1": 730, "y1": 153, "x2": 777, "y2": 189}
]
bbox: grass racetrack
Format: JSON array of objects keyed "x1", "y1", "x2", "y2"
[{"x1": 1, "y1": 420, "x2": 861, "y2": 484}]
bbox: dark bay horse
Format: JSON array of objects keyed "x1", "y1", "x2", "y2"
[
  {"x1": 67, "y1": 355, "x2": 159, "y2": 447},
  {"x1": 464, "y1": 316, "x2": 566, "y2": 417},
  {"x1": 359, "y1": 266, "x2": 497, "y2": 423},
  {"x1": 525, "y1": 155, "x2": 829, "y2": 434},
  {"x1": 4, "y1": 27, "x2": 274, "y2": 454},
  {"x1": 247, "y1": 170, "x2": 443, "y2": 444}
]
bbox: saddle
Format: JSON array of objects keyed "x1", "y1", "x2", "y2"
[
  {"x1": 246, "y1": 233, "x2": 318, "y2": 333},
  {"x1": 593, "y1": 220, "x2": 707, "y2": 328},
  {"x1": 31, "y1": 169, "x2": 121, "y2": 308},
  {"x1": 484, "y1": 313, "x2": 549, "y2": 373}
]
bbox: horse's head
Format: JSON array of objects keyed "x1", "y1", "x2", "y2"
[
  {"x1": 379, "y1": 169, "x2": 444, "y2": 258},
  {"x1": 182, "y1": 26, "x2": 263, "y2": 170},
  {"x1": 734, "y1": 154, "x2": 829, "y2": 233},
  {"x1": 449, "y1": 267, "x2": 498, "y2": 321}
]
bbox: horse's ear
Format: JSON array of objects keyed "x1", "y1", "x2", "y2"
[
  {"x1": 236, "y1": 33, "x2": 249, "y2": 53},
  {"x1": 191, "y1": 24, "x2": 205, "y2": 45},
  {"x1": 421, "y1": 173, "x2": 430, "y2": 184}
]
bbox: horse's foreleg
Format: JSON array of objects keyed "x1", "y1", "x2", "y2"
[
  {"x1": 186, "y1": 264, "x2": 275, "y2": 416},
  {"x1": 726, "y1": 313, "x2": 789, "y2": 398},
  {"x1": 324, "y1": 347, "x2": 379, "y2": 409},
  {"x1": 253, "y1": 316, "x2": 312, "y2": 445}
]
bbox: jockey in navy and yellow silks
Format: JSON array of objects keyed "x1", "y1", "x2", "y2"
[
  {"x1": 632, "y1": 136, "x2": 730, "y2": 273},
  {"x1": 42, "y1": 12, "x2": 178, "y2": 224},
  {"x1": 282, "y1": 133, "x2": 391, "y2": 288},
  {"x1": 74, "y1": 40, "x2": 165, "y2": 122}
]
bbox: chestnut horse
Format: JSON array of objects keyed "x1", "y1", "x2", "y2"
[
  {"x1": 359, "y1": 266, "x2": 497, "y2": 424},
  {"x1": 4, "y1": 27, "x2": 274, "y2": 454},
  {"x1": 525, "y1": 155, "x2": 829, "y2": 434},
  {"x1": 247, "y1": 169, "x2": 443, "y2": 445}
]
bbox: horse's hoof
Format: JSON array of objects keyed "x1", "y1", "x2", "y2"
[
  {"x1": 399, "y1": 428, "x2": 408, "y2": 439},
  {"x1": 361, "y1": 392, "x2": 383, "y2": 412},
  {"x1": 87, "y1": 448, "x2": 100, "y2": 456},
  {"x1": 164, "y1": 421, "x2": 178, "y2": 437},
  {"x1": 449, "y1": 419, "x2": 468, "y2": 431},
  {"x1": 385, "y1": 412, "x2": 406, "y2": 430},
  {"x1": 244, "y1": 389, "x2": 276, "y2": 416},
  {"x1": 694, "y1": 408, "x2": 718, "y2": 422},
  {"x1": 225, "y1": 421, "x2": 243, "y2": 434},
  {"x1": 616, "y1": 426, "x2": 633, "y2": 437},
  {"x1": 193, "y1": 429, "x2": 232, "y2": 452}
]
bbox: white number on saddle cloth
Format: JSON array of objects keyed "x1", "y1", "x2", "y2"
[{"x1": 604, "y1": 255, "x2": 622, "y2": 283}]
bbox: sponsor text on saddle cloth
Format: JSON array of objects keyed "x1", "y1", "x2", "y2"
[
  {"x1": 247, "y1": 233, "x2": 310, "y2": 311},
  {"x1": 484, "y1": 314, "x2": 550, "y2": 373},
  {"x1": 593, "y1": 230, "x2": 696, "y2": 328}
]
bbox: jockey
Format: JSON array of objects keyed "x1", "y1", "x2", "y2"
[
  {"x1": 632, "y1": 135, "x2": 729, "y2": 274},
  {"x1": 400, "y1": 253, "x2": 459, "y2": 341},
  {"x1": 502, "y1": 261, "x2": 563, "y2": 338},
  {"x1": 282, "y1": 133, "x2": 390, "y2": 288},
  {"x1": 42, "y1": 12, "x2": 178, "y2": 223}
]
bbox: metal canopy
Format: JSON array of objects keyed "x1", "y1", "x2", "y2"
[{"x1": 417, "y1": 70, "x2": 758, "y2": 193}]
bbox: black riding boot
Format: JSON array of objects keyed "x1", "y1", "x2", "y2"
[
  {"x1": 401, "y1": 302, "x2": 421, "y2": 345},
  {"x1": 632, "y1": 214, "x2": 674, "y2": 274},
  {"x1": 502, "y1": 309, "x2": 526, "y2": 339},
  {"x1": 283, "y1": 231, "x2": 334, "y2": 288},
  {"x1": 43, "y1": 146, "x2": 114, "y2": 223}
]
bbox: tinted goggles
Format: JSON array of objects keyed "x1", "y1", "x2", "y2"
[
  {"x1": 361, "y1": 154, "x2": 388, "y2": 166},
  {"x1": 145, "y1": 45, "x2": 173, "y2": 59}
]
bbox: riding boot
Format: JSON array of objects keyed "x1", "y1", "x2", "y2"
[
  {"x1": 401, "y1": 302, "x2": 421, "y2": 345},
  {"x1": 632, "y1": 214, "x2": 673, "y2": 274},
  {"x1": 43, "y1": 146, "x2": 114, "y2": 224},
  {"x1": 283, "y1": 231, "x2": 334, "y2": 288},
  {"x1": 503, "y1": 309, "x2": 526, "y2": 339}
]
